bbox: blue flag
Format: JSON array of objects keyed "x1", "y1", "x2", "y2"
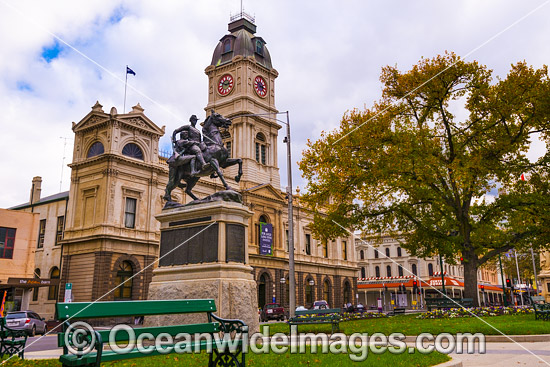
[{"x1": 126, "y1": 66, "x2": 136, "y2": 76}]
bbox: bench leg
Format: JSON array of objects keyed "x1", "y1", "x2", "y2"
[{"x1": 209, "y1": 347, "x2": 244, "y2": 367}]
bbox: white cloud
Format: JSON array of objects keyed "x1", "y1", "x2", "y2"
[{"x1": 0, "y1": 0, "x2": 549, "y2": 207}]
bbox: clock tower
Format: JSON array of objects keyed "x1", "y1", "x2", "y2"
[{"x1": 205, "y1": 13, "x2": 281, "y2": 189}]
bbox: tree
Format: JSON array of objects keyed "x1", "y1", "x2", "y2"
[{"x1": 299, "y1": 52, "x2": 550, "y2": 306}]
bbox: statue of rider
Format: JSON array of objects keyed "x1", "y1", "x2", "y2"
[{"x1": 171, "y1": 115, "x2": 209, "y2": 175}]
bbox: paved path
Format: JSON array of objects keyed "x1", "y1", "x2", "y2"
[{"x1": 452, "y1": 342, "x2": 550, "y2": 366}]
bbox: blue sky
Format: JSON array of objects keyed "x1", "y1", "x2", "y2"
[{"x1": 0, "y1": 0, "x2": 549, "y2": 207}]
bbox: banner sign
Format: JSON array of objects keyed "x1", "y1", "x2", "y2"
[
  {"x1": 64, "y1": 283, "x2": 73, "y2": 303},
  {"x1": 259, "y1": 222, "x2": 273, "y2": 256}
]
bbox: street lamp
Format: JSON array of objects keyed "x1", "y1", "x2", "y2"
[
  {"x1": 309, "y1": 279, "x2": 315, "y2": 286},
  {"x1": 231, "y1": 111, "x2": 296, "y2": 317}
]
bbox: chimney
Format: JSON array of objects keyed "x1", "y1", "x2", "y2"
[{"x1": 30, "y1": 176, "x2": 42, "y2": 205}]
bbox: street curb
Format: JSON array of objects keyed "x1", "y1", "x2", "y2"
[
  {"x1": 402, "y1": 334, "x2": 550, "y2": 343},
  {"x1": 436, "y1": 356, "x2": 462, "y2": 367}
]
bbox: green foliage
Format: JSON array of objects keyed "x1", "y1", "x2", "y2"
[{"x1": 300, "y1": 52, "x2": 550, "y2": 303}]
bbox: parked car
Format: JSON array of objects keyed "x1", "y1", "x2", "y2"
[
  {"x1": 295, "y1": 305, "x2": 308, "y2": 311},
  {"x1": 260, "y1": 303, "x2": 285, "y2": 322},
  {"x1": 5, "y1": 311, "x2": 48, "y2": 336},
  {"x1": 313, "y1": 300, "x2": 329, "y2": 310}
]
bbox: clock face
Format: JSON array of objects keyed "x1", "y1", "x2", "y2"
[
  {"x1": 217, "y1": 74, "x2": 234, "y2": 96},
  {"x1": 254, "y1": 75, "x2": 267, "y2": 98}
]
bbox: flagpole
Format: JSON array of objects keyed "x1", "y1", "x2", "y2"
[{"x1": 123, "y1": 65, "x2": 128, "y2": 113}]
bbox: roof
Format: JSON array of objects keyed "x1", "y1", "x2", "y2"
[
  {"x1": 210, "y1": 18, "x2": 273, "y2": 69},
  {"x1": 9, "y1": 191, "x2": 69, "y2": 210}
]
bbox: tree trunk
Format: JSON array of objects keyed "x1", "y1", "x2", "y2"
[{"x1": 463, "y1": 254, "x2": 480, "y2": 306}]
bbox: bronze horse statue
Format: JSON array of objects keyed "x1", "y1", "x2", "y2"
[{"x1": 163, "y1": 112, "x2": 243, "y2": 202}]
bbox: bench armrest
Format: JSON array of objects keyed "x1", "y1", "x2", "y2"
[{"x1": 209, "y1": 313, "x2": 248, "y2": 335}]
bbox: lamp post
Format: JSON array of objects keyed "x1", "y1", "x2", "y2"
[
  {"x1": 280, "y1": 277, "x2": 286, "y2": 306},
  {"x1": 231, "y1": 111, "x2": 296, "y2": 317}
]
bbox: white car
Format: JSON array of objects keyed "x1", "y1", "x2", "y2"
[
  {"x1": 313, "y1": 300, "x2": 329, "y2": 310},
  {"x1": 295, "y1": 305, "x2": 308, "y2": 311}
]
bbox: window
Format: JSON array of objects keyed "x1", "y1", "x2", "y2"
[
  {"x1": 256, "y1": 40, "x2": 264, "y2": 55},
  {"x1": 361, "y1": 267, "x2": 366, "y2": 278},
  {"x1": 0, "y1": 227, "x2": 16, "y2": 259},
  {"x1": 114, "y1": 261, "x2": 133, "y2": 300},
  {"x1": 360, "y1": 250, "x2": 364, "y2": 260},
  {"x1": 124, "y1": 198, "x2": 137, "y2": 228},
  {"x1": 322, "y1": 240, "x2": 328, "y2": 258},
  {"x1": 398, "y1": 265, "x2": 404, "y2": 277},
  {"x1": 342, "y1": 241, "x2": 347, "y2": 260},
  {"x1": 37, "y1": 220, "x2": 46, "y2": 248},
  {"x1": 32, "y1": 269, "x2": 40, "y2": 301},
  {"x1": 323, "y1": 280, "x2": 330, "y2": 303},
  {"x1": 305, "y1": 234, "x2": 311, "y2": 255},
  {"x1": 375, "y1": 266, "x2": 380, "y2": 278},
  {"x1": 386, "y1": 265, "x2": 392, "y2": 277},
  {"x1": 285, "y1": 229, "x2": 289, "y2": 251},
  {"x1": 48, "y1": 267, "x2": 60, "y2": 300},
  {"x1": 305, "y1": 280, "x2": 314, "y2": 305},
  {"x1": 122, "y1": 143, "x2": 144, "y2": 160},
  {"x1": 255, "y1": 133, "x2": 266, "y2": 165},
  {"x1": 374, "y1": 249, "x2": 379, "y2": 259},
  {"x1": 428, "y1": 263, "x2": 434, "y2": 276},
  {"x1": 397, "y1": 247, "x2": 402, "y2": 257},
  {"x1": 343, "y1": 282, "x2": 351, "y2": 304},
  {"x1": 412, "y1": 263, "x2": 418, "y2": 276},
  {"x1": 55, "y1": 216, "x2": 64, "y2": 245},
  {"x1": 87, "y1": 141, "x2": 104, "y2": 158},
  {"x1": 223, "y1": 39, "x2": 232, "y2": 53},
  {"x1": 385, "y1": 248, "x2": 390, "y2": 257}
]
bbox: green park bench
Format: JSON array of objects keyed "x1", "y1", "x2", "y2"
[
  {"x1": 56, "y1": 299, "x2": 248, "y2": 367},
  {"x1": 288, "y1": 308, "x2": 341, "y2": 334},
  {"x1": 388, "y1": 307, "x2": 406, "y2": 316},
  {"x1": 426, "y1": 298, "x2": 473, "y2": 311},
  {"x1": 0, "y1": 317, "x2": 28, "y2": 359},
  {"x1": 530, "y1": 296, "x2": 550, "y2": 321}
]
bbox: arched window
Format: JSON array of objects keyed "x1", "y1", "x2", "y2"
[
  {"x1": 305, "y1": 278, "x2": 314, "y2": 306},
  {"x1": 374, "y1": 249, "x2": 379, "y2": 259},
  {"x1": 386, "y1": 265, "x2": 392, "y2": 277},
  {"x1": 397, "y1": 247, "x2": 402, "y2": 257},
  {"x1": 87, "y1": 141, "x2": 104, "y2": 158},
  {"x1": 343, "y1": 281, "x2": 351, "y2": 304},
  {"x1": 428, "y1": 263, "x2": 434, "y2": 276},
  {"x1": 385, "y1": 248, "x2": 390, "y2": 257},
  {"x1": 360, "y1": 250, "x2": 364, "y2": 260},
  {"x1": 412, "y1": 263, "x2": 418, "y2": 276},
  {"x1": 255, "y1": 133, "x2": 266, "y2": 165},
  {"x1": 32, "y1": 268, "x2": 40, "y2": 301},
  {"x1": 361, "y1": 267, "x2": 366, "y2": 278},
  {"x1": 122, "y1": 143, "x2": 144, "y2": 160},
  {"x1": 323, "y1": 280, "x2": 330, "y2": 304},
  {"x1": 48, "y1": 267, "x2": 60, "y2": 300},
  {"x1": 114, "y1": 261, "x2": 133, "y2": 300},
  {"x1": 398, "y1": 265, "x2": 404, "y2": 277},
  {"x1": 375, "y1": 266, "x2": 380, "y2": 278},
  {"x1": 223, "y1": 39, "x2": 232, "y2": 53}
]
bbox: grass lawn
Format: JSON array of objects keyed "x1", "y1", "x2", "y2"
[
  {"x1": 267, "y1": 313, "x2": 550, "y2": 336},
  {"x1": 1, "y1": 348, "x2": 450, "y2": 366}
]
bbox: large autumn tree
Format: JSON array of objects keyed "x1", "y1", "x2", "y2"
[{"x1": 300, "y1": 53, "x2": 550, "y2": 305}]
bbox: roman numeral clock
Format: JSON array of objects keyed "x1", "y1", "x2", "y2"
[
  {"x1": 253, "y1": 75, "x2": 267, "y2": 98},
  {"x1": 217, "y1": 74, "x2": 234, "y2": 96}
]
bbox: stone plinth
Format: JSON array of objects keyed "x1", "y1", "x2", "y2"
[{"x1": 147, "y1": 201, "x2": 259, "y2": 334}]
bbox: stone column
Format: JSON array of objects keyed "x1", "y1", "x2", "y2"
[{"x1": 147, "y1": 201, "x2": 259, "y2": 333}]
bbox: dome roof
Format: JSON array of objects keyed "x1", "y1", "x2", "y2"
[{"x1": 210, "y1": 17, "x2": 273, "y2": 70}]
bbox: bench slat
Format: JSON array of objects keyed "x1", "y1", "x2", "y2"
[
  {"x1": 59, "y1": 339, "x2": 243, "y2": 366},
  {"x1": 58, "y1": 322, "x2": 221, "y2": 347},
  {"x1": 56, "y1": 299, "x2": 217, "y2": 320}
]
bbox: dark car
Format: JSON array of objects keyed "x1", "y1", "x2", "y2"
[
  {"x1": 5, "y1": 311, "x2": 48, "y2": 336},
  {"x1": 260, "y1": 303, "x2": 285, "y2": 322}
]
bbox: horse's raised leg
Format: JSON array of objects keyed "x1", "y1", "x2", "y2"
[
  {"x1": 184, "y1": 176, "x2": 201, "y2": 201},
  {"x1": 210, "y1": 158, "x2": 232, "y2": 191},
  {"x1": 220, "y1": 158, "x2": 242, "y2": 183}
]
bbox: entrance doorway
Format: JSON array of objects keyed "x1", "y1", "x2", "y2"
[{"x1": 258, "y1": 273, "x2": 268, "y2": 308}]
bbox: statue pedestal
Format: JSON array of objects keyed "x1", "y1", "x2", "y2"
[
  {"x1": 147, "y1": 201, "x2": 259, "y2": 334},
  {"x1": 539, "y1": 271, "x2": 550, "y2": 302}
]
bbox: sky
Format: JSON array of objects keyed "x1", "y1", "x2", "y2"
[{"x1": 0, "y1": 0, "x2": 549, "y2": 208}]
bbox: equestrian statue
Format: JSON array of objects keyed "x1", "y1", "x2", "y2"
[{"x1": 163, "y1": 111, "x2": 243, "y2": 206}]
